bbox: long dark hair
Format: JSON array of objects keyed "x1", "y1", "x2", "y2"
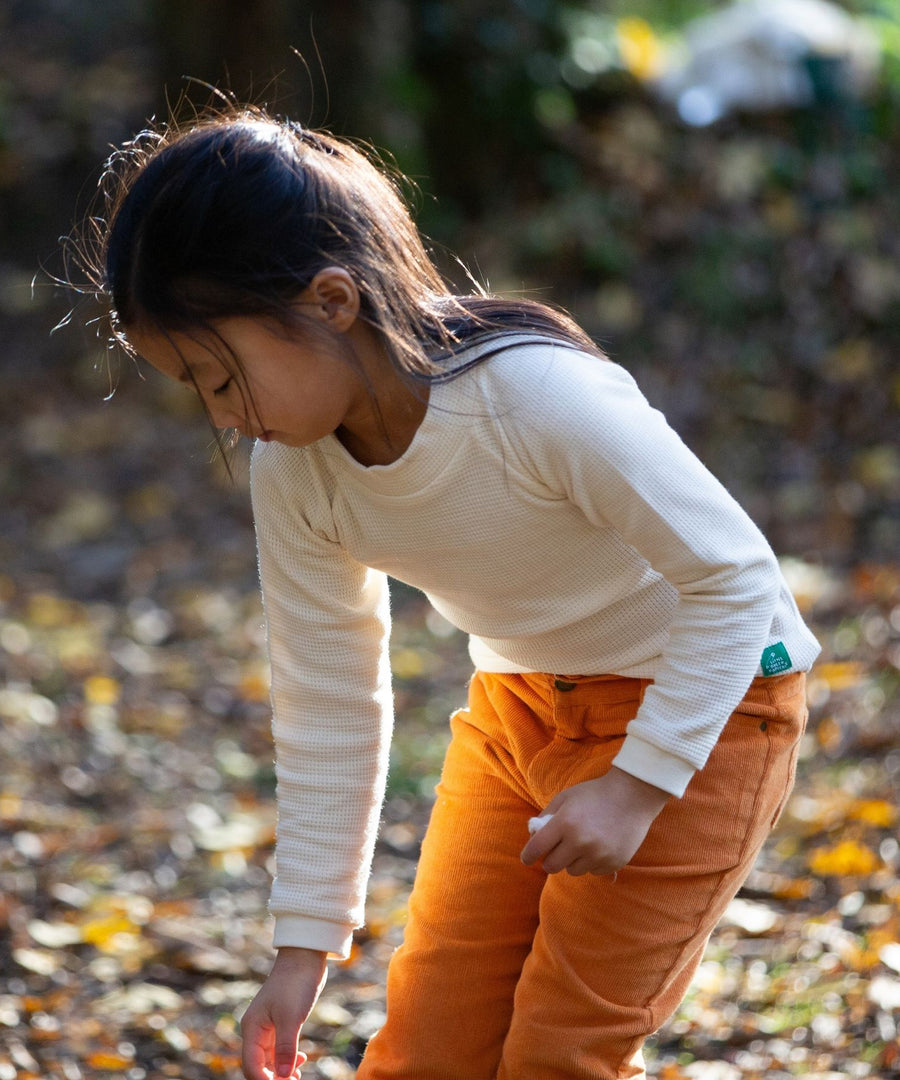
[{"x1": 69, "y1": 106, "x2": 604, "y2": 391}]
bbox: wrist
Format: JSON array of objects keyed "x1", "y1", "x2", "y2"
[
  {"x1": 274, "y1": 946, "x2": 327, "y2": 967},
  {"x1": 608, "y1": 766, "x2": 671, "y2": 812}
]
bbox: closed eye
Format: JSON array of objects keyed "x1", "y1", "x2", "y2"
[{"x1": 213, "y1": 377, "x2": 233, "y2": 396}]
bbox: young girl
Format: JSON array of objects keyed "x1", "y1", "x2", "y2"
[{"x1": 75, "y1": 107, "x2": 819, "y2": 1080}]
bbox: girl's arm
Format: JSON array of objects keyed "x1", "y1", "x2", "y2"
[
  {"x1": 251, "y1": 443, "x2": 393, "y2": 955},
  {"x1": 494, "y1": 348, "x2": 804, "y2": 795},
  {"x1": 246, "y1": 445, "x2": 393, "y2": 1071},
  {"x1": 492, "y1": 349, "x2": 794, "y2": 873}
]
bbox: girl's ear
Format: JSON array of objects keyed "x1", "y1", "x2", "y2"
[{"x1": 305, "y1": 267, "x2": 360, "y2": 332}]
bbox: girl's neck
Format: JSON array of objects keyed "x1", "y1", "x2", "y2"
[{"x1": 336, "y1": 323, "x2": 430, "y2": 467}]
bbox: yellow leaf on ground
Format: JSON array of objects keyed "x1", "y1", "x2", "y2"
[
  {"x1": 202, "y1": 1053, "x2": 243, "y2": 1074},
  {"x1": 816, "y1": 715, "x2": 843, "y2": 751},
  {"x1": 815, "y1": 662, "x2": 866, "y2": 691},
  {"x1": 27, "y1": 593, "x2": 78, "y2": 628},
  {"x1": 850, "y1": 799, "x2": 897, "y2": 827},
  {"x1": 238, "y1": 668, "x2": 270, "y2": 702},
  {"x1": 809, "y1": 840, "x2": 880, "y2": 877},
  {"x1": 83, "y1": 676, "x2": 121, "y2": 707},
  {"x1": 86, "y1": 1052, "x2": 134, "y2": 1070},
  {"x1": 391, "y1": 648, "x2": 425, "y2": 679},
  {"x1": 772, "y1": 877, "x2": 816, "y2": 900},
  {"x1": 81, "y1": 913, "x2": 138, "y2": 948}
]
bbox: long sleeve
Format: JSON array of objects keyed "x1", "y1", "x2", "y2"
[
  {"x1": 490, "y1": 351, "x2": 785, "y2": 795},
  {"x1": 250, "y1": 444, "x2": 393, "y2": 957}
]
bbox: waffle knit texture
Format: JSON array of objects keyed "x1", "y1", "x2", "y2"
[{"x1": 249, "y1": 335, "x2": 820, "y2": 955}]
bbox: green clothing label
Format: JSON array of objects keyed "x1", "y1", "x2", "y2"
[{"x1": 761, "y1": 641, "x2": 792, "y2": 676}]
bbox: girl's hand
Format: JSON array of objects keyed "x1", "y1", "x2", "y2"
[
  {"x1": 241, "y1": 947, "x2": 328, "y2": 1080},
  {"x1": 521, "y1": 767, "x2": 670, "y2": 877}
]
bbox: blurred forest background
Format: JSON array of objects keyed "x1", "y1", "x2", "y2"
[{"x1": 2, "y1": 1, "x2": 900, "y2": 1078}]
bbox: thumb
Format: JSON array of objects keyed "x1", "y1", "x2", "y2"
[
  {"x1": 274, "y1": 1025, "x2": 306, "y2": 1078},
  {"x1": 521, "y1": 813, "x2": 563, "y2": 866}
]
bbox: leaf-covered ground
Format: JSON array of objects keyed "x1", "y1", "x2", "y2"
[{"x1": 0, "y1": 350, "x2": 899, "y2": 1080}]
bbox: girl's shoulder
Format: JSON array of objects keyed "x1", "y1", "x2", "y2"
[
  {"x1": 250, "y1": 435, "x2": 339, "y2": 504},
  {"x1": 451, "y1": 333, "x2": 642, "y2": 415}
]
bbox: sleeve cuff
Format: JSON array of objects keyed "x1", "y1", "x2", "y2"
[
  {"x1": 272, "y1": 914, "x2": 355, "y2": 959},
  {"x1": 612, "y1": 734, "x2": 697, "y2": 798}
]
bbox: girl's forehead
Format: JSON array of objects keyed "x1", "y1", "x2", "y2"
[{"x1": 126, "y1": 325, "x2": 227, "y2": 382}]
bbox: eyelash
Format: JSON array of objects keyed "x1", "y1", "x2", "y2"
[{"x1": 213, "y1": 378, "x2": 232, "y2": 396}]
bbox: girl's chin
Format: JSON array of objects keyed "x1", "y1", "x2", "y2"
[
  {"x1": 259, "y1": 431, "x2": 307, "y2": 447},
  {"x1": 255, "y1": 431, "x2": 324, "y2": 448}
]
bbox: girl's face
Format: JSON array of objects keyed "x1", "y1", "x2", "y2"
[{"x1": 127, "y1": 316, "x2": 372, "y2": 450}]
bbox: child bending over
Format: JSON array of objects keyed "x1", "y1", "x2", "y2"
[{"x1": 71, "y1": 107, "x2": 819, "y2": 1080}]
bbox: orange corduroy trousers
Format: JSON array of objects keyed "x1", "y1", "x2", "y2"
[{"x1": 357, "y1": 669, "x2": 808, "y2": 1080}]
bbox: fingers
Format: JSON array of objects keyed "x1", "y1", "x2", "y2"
[
  {"x1": 520, "y1": 810, "x2": 621, "y2": 876},
  {"x1": 240, "y1": 1015, "x2": 274, "y2": 1080},
  {"x1": 532, "y1": 837, "x2": 620, "y2": 876},
  {"x1": 241, "y1": 1040, "x2": 305, "y2": 1079},
  {"x1": 240, "y1": 1009, "x2": 271, "y2": 1080},
  {"x1": 541, "y1": 838, "x2": 601, "y2": 876},
  {"x1": 274, "y1": 1036, "x2": 306, "y2": 1079},
  {"x1": 241, "y1": 1009, "x2": 306, "y2": 1080},
  {"x1": 520, "y1": 813, "x2": 561, "y2": 866}
]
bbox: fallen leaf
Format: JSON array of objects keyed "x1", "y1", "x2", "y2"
[{"x1": 809, "y1": 840, "x2": 880, "y2": 877}]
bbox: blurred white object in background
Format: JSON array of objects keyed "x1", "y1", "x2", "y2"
[{"x1": 656, "y1": 0, "x2": 881, "y2": 126}]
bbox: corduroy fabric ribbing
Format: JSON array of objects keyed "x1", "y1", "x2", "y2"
[{"x1": 357, "y1": 669, "x2": 808, "y2": 1080}]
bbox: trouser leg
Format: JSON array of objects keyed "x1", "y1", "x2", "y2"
[
  {"x1": 357, "y1": 697, "x2": 547, "y2": 1080},
  {"x1": 496, "y1": 672, "x2": 808, "y2": 1079}
]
